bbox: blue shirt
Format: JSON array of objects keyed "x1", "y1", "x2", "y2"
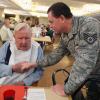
[{"x1": 0, "y1": 42, "x2": 44, "y2": 86}]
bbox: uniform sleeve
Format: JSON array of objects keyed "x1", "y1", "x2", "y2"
[
  {"x1": 64, "y1": 19, "x2": 100, "y2": 94},
  {"x1": 37, "y1": 36, "x2": 70, "y2": 68},
  {"x1": 0, "y1": 42, "x2": 13, "y2": 77}
]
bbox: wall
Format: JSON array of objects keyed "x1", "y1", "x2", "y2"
[
  {"x1": 0, "y1": 8, "x2": 4, "y2": 20},
  {"x1": 39, "y1": 17, "x2": 48, "y2": 25}
]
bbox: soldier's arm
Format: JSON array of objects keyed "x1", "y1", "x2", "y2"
[
  {"x1": 37, "y1": 35, "x2": 70, "y2": 68},
  {"x1": 64, "y1": 18, "x2": 100, "y2": 95}
]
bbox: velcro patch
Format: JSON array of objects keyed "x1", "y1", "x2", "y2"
[{"x1": 83, "y1": 33, "x2": 97, "y2": 44}]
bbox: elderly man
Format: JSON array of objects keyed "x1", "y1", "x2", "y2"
[{"x1": 0, "y1": 23, "x2": 43, "y2": 86}]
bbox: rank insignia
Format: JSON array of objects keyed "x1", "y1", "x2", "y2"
[{"x1": 83, "y1": 33, "x2": 97, "y2": 44}]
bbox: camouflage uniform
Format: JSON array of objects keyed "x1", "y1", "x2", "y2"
[{"x1": 37, "y1": 16, "x2": 100, "y2": 99}]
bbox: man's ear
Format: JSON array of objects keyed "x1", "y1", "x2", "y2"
[{"x1": 59, "y1": 15, "x2": 66, "y2": 23}]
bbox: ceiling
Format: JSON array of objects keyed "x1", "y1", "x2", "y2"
[
  {"x1": 0, "y1": 0, "x2": 22, "y2": 10},
  {"x1": 32, "y1": 0, "x2": 100, "y2": 6},
  {"x1": 73, "y1": 0, "x2": 100, "y2": 4},
  {"x1": 0, "y1": 0, "x2": 100, "y2": 17},
  {"x1": 32, "y1": 0, "x2": 86, "y2": 8},
  {"x1": 31, "y1": 0, "x2": 100, "y2": 16}
]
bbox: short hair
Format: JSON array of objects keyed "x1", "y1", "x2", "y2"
[
  {"x1": 14, "y1": 23, "x2": 32, "y2": 35},
  {"x1": 5, "y1": 16, "x2": 10, "y2": 20},
  {"x1": 47, "y1": 2, "x2": 73, "y2": 18},
  {"x1": 26, "y1": 17, "x2": 31, "y2": 21}
]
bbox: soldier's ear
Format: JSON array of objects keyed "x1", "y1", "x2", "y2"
[{"x1": 60, "y1": 15, "x2": 66, "y2": 23}]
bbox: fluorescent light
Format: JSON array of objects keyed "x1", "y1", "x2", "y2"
[
  {"x1": 11, "y1": 0, "x2": 32, "y2": 10},
  {"x1": 29, "y1": 11, "x2": 48, "y2": 17},
  {"x1": 4, "y1": 9, "x2": 48, "y2": 17},
  {"x1": 0, "y1": 4, "x2": 8, "y2": 7},
  {"x1": 71, "y1": 3, "x2": 100, "y2": 16},
  {"x1": 4, "y1": 9, "x2": 31, "y2": 15},
  {"x1": 83, "y1": 4, "x2": 100, "y2": 13},
  {"x1": 35, "y1": 6, "x2": 49, "y2": 12}
]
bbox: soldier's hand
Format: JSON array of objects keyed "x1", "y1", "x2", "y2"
[{"x1": 51, "y1": 84, "x2": 66, "y2": 96}]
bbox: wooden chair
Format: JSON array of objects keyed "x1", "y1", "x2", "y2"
[{"x1": 32, "y1": 81, "x2": 39, "y2": 87}]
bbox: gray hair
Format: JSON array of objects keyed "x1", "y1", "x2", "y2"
[{"x1": 14, "y1": 23, "x2": 32, "y2": 35}]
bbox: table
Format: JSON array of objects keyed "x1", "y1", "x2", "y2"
[
  {"x1": 40, "y1": 87, "x2": 72, "y2": 100},
  {"x1": 32, "y1": 36, "x2": 51, "y2": 42},
  {"x1": 0, "y1": 86, "x2": 72, "y2": 100}
]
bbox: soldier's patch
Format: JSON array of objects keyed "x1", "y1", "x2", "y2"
[{"x1": 83, "y1": 33, "x2": 97, "y2": 44}]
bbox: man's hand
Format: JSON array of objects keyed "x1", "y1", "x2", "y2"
[
  {"x1": 12, "y1": 61, "x2": 37, "y2": 73},
  {"x1": 12, "y1": 62, "x2": 25, "y2": 73},
  {"x1": 51, "y1": 84, "x2": 66, "y2": 96},
  {"x1": 21, "y1": 62, "x2": 37, "y2": 72}
]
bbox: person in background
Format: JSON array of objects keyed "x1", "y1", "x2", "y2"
[
  {"x1": 0, "y1": 17, "x2": 13, "y2": 44},
  {"x1": 0, "y1": 23, "x2": 43, "y2": 86},
  {"x1": 41, "y1": 24, "x2": 47, "y2": 36},
  {"x1": 25, "y1": 17, "x2": 32, "y2": 27},
  {"x1": 32, "y1": 19, "x2": 42, "y2": 37},
  {"x1": 46, "y1": 25, "x2": 55, "y2": 43},
  {"x1": 32, "y1": 20, "x2": 45, "y2": 48}
]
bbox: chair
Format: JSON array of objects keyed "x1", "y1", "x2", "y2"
[
  {"x1": 51, "y1": 68, "x2": 87, "y2": 100},
  {"x1": 32, "y1": 81, "x2": 38, "y2": 87}
]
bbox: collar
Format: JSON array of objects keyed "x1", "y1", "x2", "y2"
[{"x1": 67, "y1": 16, "x2": 79, "y2": 40}]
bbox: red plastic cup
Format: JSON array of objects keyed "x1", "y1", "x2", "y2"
[{"x1": 3, "y1": 89, "x2": 15, "y2": 100}]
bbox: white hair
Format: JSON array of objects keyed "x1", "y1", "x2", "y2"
[{"x1": 14, "y1": 23, "x2": 32, "y2": 35}]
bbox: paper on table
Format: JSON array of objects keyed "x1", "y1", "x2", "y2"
[{"x1": 27, "y1": 88, "x2": 46, "y2": 100}]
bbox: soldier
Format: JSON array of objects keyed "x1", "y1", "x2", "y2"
[{"x1": 13, "y1": 2, "x2": 100, "y2": 100}]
